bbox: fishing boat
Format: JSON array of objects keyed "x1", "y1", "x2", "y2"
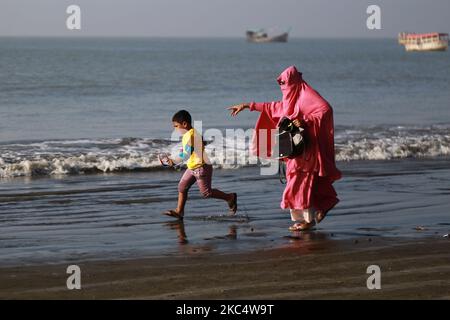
[
  {"x1": 398, "y1": 32, "x2": 449, "y2": 51},
  {"x1": 246, "y1": 28, "x2": 289, "y2": 43}
]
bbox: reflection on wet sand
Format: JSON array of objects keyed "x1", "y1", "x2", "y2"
[
  {"x1": 164, "y1": 221, "x2": 238, "y2": 254},
  {"x1": 282, "y1": 230, "x2": 338, "y2": 253},
  {"x1": 165, "y1": 221, "x2": 188, "y2": 244},
  {"x1": 165, "y1": 219, "x2": 339, "y2": 256}
]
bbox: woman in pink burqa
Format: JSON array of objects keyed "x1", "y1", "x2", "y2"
[{"x1": 228, "y1": 66, "x2": 341, "y2": 231}]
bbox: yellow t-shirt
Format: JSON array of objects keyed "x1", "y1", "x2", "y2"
[{"x1": 180, "y1": 128, "x2": 206, "y2": 170}]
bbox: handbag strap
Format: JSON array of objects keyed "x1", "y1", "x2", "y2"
[{"x1": 278, "y1": 160, "x2": 287, "y2": 184}]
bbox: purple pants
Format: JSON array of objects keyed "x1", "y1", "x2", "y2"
[{"x1": 178, "y1": 164, "x2": 213, "y2": 198}]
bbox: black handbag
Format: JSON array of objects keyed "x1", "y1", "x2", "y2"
[{"x1": 276, "y1": 117, "x2": 306, "y2": 159}]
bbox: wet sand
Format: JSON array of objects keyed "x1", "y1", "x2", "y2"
[
  {"x1": 1, "y1": 236, "x2": 449, "y2": 299},
  {"x1": 1, "y1": 157, "x2": 450, "y2": 267}
]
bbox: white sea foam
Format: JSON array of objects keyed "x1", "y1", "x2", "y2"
[
  {"x1": 335, "y1": 126, "x2": 450, "y2": 161},
  {"x1": 1, "y1": 125, "x2": 449, "y2": 178}
]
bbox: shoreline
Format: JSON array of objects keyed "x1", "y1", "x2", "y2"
[{"x1": 1, "y1": 236, "x2": 449, "y2": 299}]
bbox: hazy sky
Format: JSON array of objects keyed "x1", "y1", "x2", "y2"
[{"x1": 1, "y1": 0, "x2": 450, "y2": 38}]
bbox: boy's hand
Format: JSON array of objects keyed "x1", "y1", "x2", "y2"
[
  {"x1": 167, "y1": 157, "x2": 175, "y2": 167},
  {"x1": 159, "y1": 154, "x2": 175, "y2": 167},
  {"x1": 228, "y1": 104, "x2": 248, "y2": 117}
]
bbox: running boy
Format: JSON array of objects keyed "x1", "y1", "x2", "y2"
[{"x1": 162, "y1": 110, "x2": 237, "y2": 219}]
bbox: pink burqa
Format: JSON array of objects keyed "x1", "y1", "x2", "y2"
[{"x1": 249, "y1": 66, "x2": 341, "y2": 213}]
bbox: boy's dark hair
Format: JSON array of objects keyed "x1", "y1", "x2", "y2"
[{"x1": 172, "y1": 110, "x2": 192, "y2": 125}]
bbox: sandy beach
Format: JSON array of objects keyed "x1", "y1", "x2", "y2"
[{"x1": 1, "y1": 236, "x2": 449, "y2": 300}]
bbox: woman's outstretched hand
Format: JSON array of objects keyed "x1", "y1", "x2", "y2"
[
  {"x1": 228, "y1": 104, "x2": 249, "y2": 117},
  {"x1": 292, "y1": 119, "x2": 304, "y2": 128}
]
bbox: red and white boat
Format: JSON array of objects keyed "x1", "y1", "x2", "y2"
[{"x1": 398, "y1": 32, "x2": 449, "y2": 52}]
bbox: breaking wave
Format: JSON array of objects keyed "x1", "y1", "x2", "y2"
[
  {"x1": 334, "y1": 124, "x2": 450, "y2": 161},
  {"x1": 1, "y1": 125, "x2": 449, "y2": 178}
]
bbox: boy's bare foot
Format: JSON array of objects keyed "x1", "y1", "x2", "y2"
[
  {"x1": 227, "y1": 193, "x2": 237, "y2": 215},
  {"x1": 288, "y1": 221, "x2": 316, "y2": 232},
  {"x1": 163, "y1": 209, "x2": 184, "y2": 220}
]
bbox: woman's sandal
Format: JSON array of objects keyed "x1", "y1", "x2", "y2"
[
  {"x1": 288, "y1": 221, "x2": 316, "y2": 232},
  {"x1": 163, "y1": 210, "x2": 184, "y2": 220},
  {"x1": 228, "y1": 193, "x2": 237, "y2": 215}
]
